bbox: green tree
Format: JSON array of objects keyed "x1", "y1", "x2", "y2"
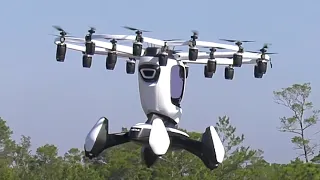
[
  {"x1": 213, "y1": 116, "x2": 265, "y2": 179},
  {"x1": 12, "y1": 135, "x2": 33, "y2": 179},
  {"x1": 0, "y1": 118, "x2": 16, "y2": 180},
  {"x1": 273, "y1": 83, "x2": 319, "y2": 162}
]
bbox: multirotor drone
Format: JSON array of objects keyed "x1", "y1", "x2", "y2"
[{"x1": 52, "y1": 25, "x2": 276, "y2": 170}]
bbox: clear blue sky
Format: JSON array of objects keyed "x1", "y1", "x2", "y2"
[{"x1": 0, "y1": 0, "x2": 319, "y2": 163}]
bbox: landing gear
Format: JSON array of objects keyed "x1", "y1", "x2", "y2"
[
  {"x1": 106, "y1": 52, "x2": 117, "y2": 70},
  {"x1": 257, "y1": 61, "x2": 267, "y2": 74},
  {"x1": 56, "y1": 43, "x2": 66, "y2": 62},
  {"x1": 254, "y1": 65, "x2": 263, "y2": 78},
  {"x1": 84, "y1": 117, "x2": 130, "y2": 159},
  {"x1": 233, "y1": 54, "x2": 242, "y2": 67},
  {"x1": 224, "y1": 66, "x2": 234, "y2": 80},
  {"x1": 133, "y1": 42, "x2": 143, "y2": 56},
  {"x1": 126, "y1": 60, "x2": 136, "y2": 74},
  {"x1": 158, "y1": 53, "x2": 168, "y2": 66},
  {"x1": 82, "y1": 54, "x2": 92, "y2": 68},
  {"x1": 141, "y1": 146, "x2": 158, "y2": 168}
]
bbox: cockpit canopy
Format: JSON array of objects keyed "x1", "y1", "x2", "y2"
[
  {"x1": 143, "y1": 47, "x2": 176, "y2": 58},
  {"x1": 143, "y1": 47, "x2": 161, "y2": 57}
]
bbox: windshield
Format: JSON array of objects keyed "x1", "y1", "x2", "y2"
[
  {"x1": 170, "y1": 65, "x2": 185, "y2": 107},
  {"x1": 143, "y1": 47, "x2": 161, "y2": 57}
]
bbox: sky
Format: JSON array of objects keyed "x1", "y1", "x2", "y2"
[{"x1": 0, "y1": 0, "x2": 319, "y2": 163}]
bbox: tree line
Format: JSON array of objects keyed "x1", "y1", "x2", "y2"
[{"x1": 0, "y1": 83, "x2": 320, "y2": 179}]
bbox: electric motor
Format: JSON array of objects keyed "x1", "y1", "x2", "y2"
[
  {"x1": 188, "y1": 48, "x2": 198, "y2": 61},
  {"x1": 106, "y1": 52, "x2": 117, "y2": 70},
  {"x1": 224, "y1": 66, "x2": 234, "y2": 80},
  {"x1": 257, "y1": 61, "x2": 267, "y2": 74},
  {"x1": 85, "y1": 42, "x2": 96, "y2": 55},
  {"x1": 133, "y1": 43, "x2": 143, "y2": 56},
  {"x1": 158, "y1": 54, "x2": 168, "y2": 66},
  {"x1": 56, "y1": 43, "x2": 66, "y2": 62},
  {"x1": 126, "y1": 61, "x2": 136, "y2": 74},
  {"x1": 82, "y1": 55, "x2": 92, "y2": 68},
  {"x1": 206, "y1": 60, "x2": 217, "y2": 73},
  {"x1": 254, "y1": 65, "x2": 263, "y2": 78},
  {"x1": 232, "y1": 54, "x2": 242, "y2": 67},
  {"x1": 204, "y1": 66, "x2": 213, "y2": 78}
]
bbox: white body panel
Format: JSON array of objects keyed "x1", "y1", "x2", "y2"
[
  {"x1": 132, "y1": 123, "x2": 190, "y2": 137},
  {"x1": 138, "y1": 56, "x2": 185, "y2": 124},
  {"x1": 84, "y1": 117, "x2": 106, "y2": 152},
  {"x1": 208, "y1": 126, "x2": 225, "y2": 163},
  {"x1": 149, "y1": 118, "x2": 170, "y2": 155}
]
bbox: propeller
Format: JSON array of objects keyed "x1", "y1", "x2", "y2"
[
  {"x1": 123, "y1": 26, "x2": 151, "y2": 33},
  {"x1": 53, "y1": 25, "x2": 68, "y2": 36},
  {"x1": 219, "y1": 38, "x2": 255, "y2": 45},
  {"x1": 110, "y1": 39, "x2": 117, "y2": 51},
  {"x1": 262, "y1": 43, "x2": 271, "y2": 49},
  {"x1": 219, "y1": 38, "x2": 254, "y2": 53},
  {"x1": 162, "y1": 39, "x2": 183, "y2": 42},
  {"x1": 189, "y1": 30, "x2": 199, "y2": 47},
  {"x1": 247, "y1": 44, "x2": 277, "y2": 68},
  {"x1": 88, "y1": 26, "x2": 96, "y2": 34},
  {"x1": 160, "y1": 39, "x2": 184, "y2": 53},
  {"x1": 52, "y1": 25, "x2": 70, "y2": 43},
  {"x1": 201, "y1": 46, "x2": 221, "y2": 59},
  {"x1": 191, "y1": 30, "x2": 199, "y2": 41},
  {"x1": 84, "y1": 27, "x2": 97, "y2": 42},
  {"x1": 123, "y1": 26, "x2": 150, "y2": 43}
]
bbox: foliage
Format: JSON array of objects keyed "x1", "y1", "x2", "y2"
[
  {"x1": 273, "y1": 83, "x2": 319, "y2": 162},
  {"x1": 0, "y1": 83, "x2": 320, "y2": 179}
]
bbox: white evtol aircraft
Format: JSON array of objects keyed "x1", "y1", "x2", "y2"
[{"x1": 52, "y1": 26, "x2": 276, "y2": 170}]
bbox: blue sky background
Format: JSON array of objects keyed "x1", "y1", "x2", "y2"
[{"x1": 0, "y1": 0, "x2": 319, "y2": 163}]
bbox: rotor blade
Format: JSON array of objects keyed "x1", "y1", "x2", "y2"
[
  {"x1": 219, "y1": 38, "x2": 237, "y2": 42},
  {"x1": 219, "y1": 39, "x2": 255, "y2": 43},
  {"x1": 53, "y1": 25, "x2": 64, "y2": 32},
  {"x1": 163, "y1": 39, "x2": 183, "y2": 42},
  {"x1": 122, "y1": 26, "x2": 151, "y2": 32},
  {"x1": 89, "y1": 26, "x2": 96, "y2": 31},
  {"x1": 246, "y1": 50, "x2": 259, "y2": 53},
  {"x1": 103, "y1": 37, "x2": 127, "y2": 40},
  {"x1": 52, "y1": 25, "x2": 69, "y2": 35},
  {"x1": 171, "y1": 50, "x2": 183, "y2": 54},
  {"x1": 49, "y1": 34, "x2": 74, "y2": 37},
  {"x1": 263, "y1": 43, "x2": 272, "y2": 48},
  {"x1": 201, "y1": 46, "x2": 225, "y2": 49},
  {"x1": 246, "y1": 51, "x2": 277, "y2": 54},
  {"x1": 192, "y1": 30, "x2": 199, "y2": 35}
]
